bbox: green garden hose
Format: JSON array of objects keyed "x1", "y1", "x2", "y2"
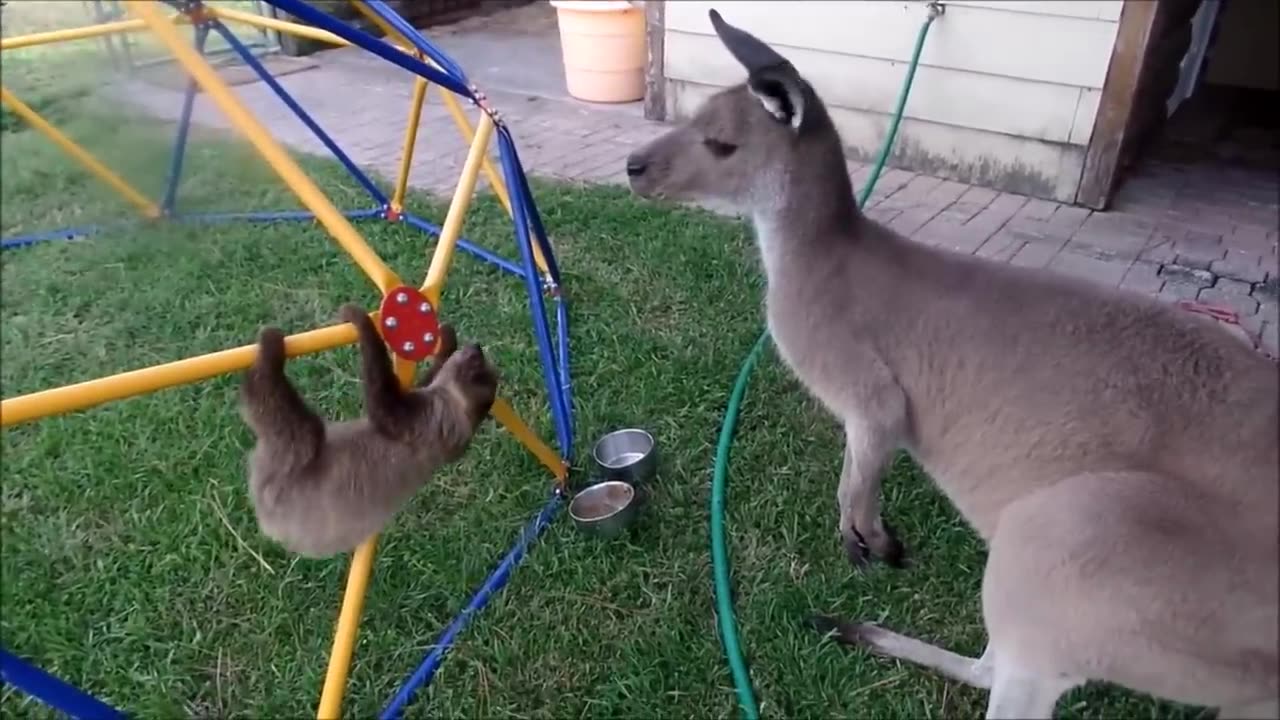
[{"x1": 709, "y1": 8, "x2": 942, "y2": 718}]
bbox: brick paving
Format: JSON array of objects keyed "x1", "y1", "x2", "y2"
[{"x1": 114, "y1": 23, "x2": 1279, "y2": 357}]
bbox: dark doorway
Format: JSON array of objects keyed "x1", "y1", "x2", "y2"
[{"x1": 1077, "y1": 0, "x2": 1278, "y2": 211}]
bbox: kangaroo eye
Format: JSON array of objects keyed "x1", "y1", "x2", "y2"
[{"x1": 702, "y1": 138, "x2": 738, "y2": 158}]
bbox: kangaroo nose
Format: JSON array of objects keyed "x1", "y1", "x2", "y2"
[{"x1": 625, "y1": 155, "x2": 648, "y2": 178}]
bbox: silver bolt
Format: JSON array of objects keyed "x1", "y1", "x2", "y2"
[
  {"x1": 419, "y1": 301, "x2": 431, "y2": 314},
  {"x1": 423, "y1": 332, "x2": 434, "y2": 344},
  {"x1": 402, "y1": 341, "x2": 415, "y2": 353},
  {"x1": 395, "y1": 291, "x2": 409, "y2": 304},
  {"x1": 384, "y1": 317, "x2": 398, "y2": 329}
]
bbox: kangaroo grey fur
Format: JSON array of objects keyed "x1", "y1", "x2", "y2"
[
  {"x1": 239, "y1": 304, "x2": 498, "y2": 558},
  {"x1": 625, "y1": 9, "x2": 1278, "y2": 719}
]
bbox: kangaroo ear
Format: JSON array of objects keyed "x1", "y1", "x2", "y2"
[
  {"x1": 709, "y1": 9, "x2": 789, "y2": 72},
  {"x1": 747, "y1": 66, "x2": 807, "y2": 131},
  {"x1": 709, "y1": 8, "x2": 807, "y2": 131}
]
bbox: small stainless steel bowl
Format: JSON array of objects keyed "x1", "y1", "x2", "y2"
[
  {"x1": 591, "y1": 428, "x2": 658, "y2": 486},
  {"x1": 568, "y1": 480, "x2": 640, "y2": 539}
]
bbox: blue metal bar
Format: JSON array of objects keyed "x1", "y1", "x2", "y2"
[
  {"x1": 1, "y1": 224, "x2": 108, "y2": 250},
  {"x1": 162, "y1": 22, "x2": 210, "y2": 214},
  {"x1": 0, "y1": 648, "x2": 128, "y2": 720},
  {"x1": 173, "y1": 208, "x2": 384, "y2": 224},
  {"x1": 501, "y1": 131, "x2": 572, "y2": 441},
  {"x1": 379, "y1": 489, "x2": 564, "y2": 720},
  {"x1": 258, "y1": 0, "x2": 473, "y2": 99},
  {"x1": 497, "y1": 129, "x2": 573, "y2": 459},
  {"x1": 555, "y1": 294, "x2": 575, "y2": 444},
  {"x1": 208, "y1": 19, "x2": 389, "y2": 207},
  {"x1": 502, "y1": 134, "x2": 563, "y2": 286},
  {"x1": 1, "y1": 208, "x2": 382, "y2": 250},
  {"x1": 203, "y1": 41, "x2": 272, "y2": 56},
  {"x1": 453, "y1": 239, "x2": 526, "y2": 280},
  {"x1": 360, "y1": 0, "x2": 468, "y2": 83},
  {"x1": 401, "y1": 212, "x2": 525, "y2": 278},
  {"x1": 500, "y1": 128, "x2": 573, "y2": 455}
]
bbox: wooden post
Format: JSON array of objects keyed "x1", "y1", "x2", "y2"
[
  {"x1": 643, "y1": 0, "x2": 666, "y2": 122},
  {"x1": 1075, "y1": 0, "x2": 1161, "y2": 210}
]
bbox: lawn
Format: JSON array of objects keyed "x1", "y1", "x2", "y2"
[{"x1": 1, "y1": 49, "x2": 1197, "y2": 720}]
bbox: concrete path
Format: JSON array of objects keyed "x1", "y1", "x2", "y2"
[{"x1": 114, "y1": 5, "x2": 1279, "y2": 356}]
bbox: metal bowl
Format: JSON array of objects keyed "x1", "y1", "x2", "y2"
[
  {"x1": 591, "y1": 427, "x2": 658, "y2": 486},
  {"x1": 568, "y1": 480, "x2": 641, "y2": 539}
]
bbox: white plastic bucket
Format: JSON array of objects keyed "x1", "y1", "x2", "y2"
[{"x1": 550, "y1": 0, "x2": 647, "y2": 103}]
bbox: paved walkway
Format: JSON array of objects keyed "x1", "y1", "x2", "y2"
[{"x1": 114, "y1": 11, "x2": 1279, "y2": 357}]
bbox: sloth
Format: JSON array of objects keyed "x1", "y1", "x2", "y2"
[{"x1": 238, "y1": 303, "x2": 498, "y2": 557}]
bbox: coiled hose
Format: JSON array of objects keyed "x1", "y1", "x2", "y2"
[{"x1": 709, "y1": 8, "x2": 942, "y2": 718}]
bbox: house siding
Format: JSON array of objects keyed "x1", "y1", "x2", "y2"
[{"x1": 662, "y1": 0, "x2": 1124, "y2": 202}]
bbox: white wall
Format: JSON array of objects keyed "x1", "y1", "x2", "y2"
[{"x1": 661, "y1": 0, "x2": 1125, "y2": 202}]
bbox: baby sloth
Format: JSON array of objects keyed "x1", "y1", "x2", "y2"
[{"x1": 239, "y1": 304, "x2": 499, "y2": 558}]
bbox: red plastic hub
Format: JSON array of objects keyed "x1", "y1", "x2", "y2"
[{"x1": 378, "y1": 285, "x2": 441, "y2": 362}]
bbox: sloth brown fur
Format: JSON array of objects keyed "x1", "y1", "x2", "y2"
[{"x1": 238, "y1": 303, "x2": 498, "y2": 557}]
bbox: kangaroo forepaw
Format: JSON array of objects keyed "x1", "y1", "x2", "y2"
[
  {"x1": 842, "y1": 523, "x2": 907, "y2": 570},
  {"x1": 842, "y1": 530, "x2": 873, "y2": 569}
]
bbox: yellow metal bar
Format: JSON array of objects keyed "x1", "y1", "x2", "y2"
[
  {"x1": 349, "y1": 1, "x2": 410, "y2": 50},
  {"x1": 392, "y1": 76, "x2": 430, "y2": 211},
  {"x1": 357, "y1": 0, "x2": 550, "y2": 277},
  {"x1": 346, "y1": 2, "x2": 432, "y2": 60},
  {"x1": 123, "y1": 1, "x2": 401, "y2": 294},
  {"x1": 436, "y1": 89, "x2": 514, "y2": 220},
  {"x1": 1, "y1": 17, "x2": 149, "y2": 51},
  {"x1": 314, "y1": 349, "x2": 563, "y2": 720},
  {"x1": 208, "y1": 5, "x2": 352, "y2": 48},
  {"x1": 346, "y1": 0, "x2": 553, "y2": 276},
  {"x1": 0, "y1": 86, "x2": 160, "y2": 218},
  {"x1": 434, "y1": 88, "x2": 554, "y2": 277},
  {"x1": 0, "y1": 318, "x2": 376, "y2": 428},
  {"x1": 491, "y1": 397, "x2": 569, "y2": 481},
  {"x1": 317, "y1": 536, "x2": 378, "y2": 720},
  {"x1": 315, "y1": 353, "x2": 416, "y2": 719},
  {"x1": 421, "y1": 114, "x2": 494, "y2": 302}
]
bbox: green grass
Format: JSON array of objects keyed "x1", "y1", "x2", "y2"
[
  {"x1": 1, "y1": 1, "x2": 283, "y2": 135},
  {"x1": 0, "y1": 103, "x2": 1202, "y2": 719}
]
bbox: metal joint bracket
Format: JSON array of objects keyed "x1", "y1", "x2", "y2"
[
  {"x1": 179, "y1": 0, "x2": 212, "y2": 25},
  {"x1": 468, "y1": 85, "x2": 504, "y2": 127}
]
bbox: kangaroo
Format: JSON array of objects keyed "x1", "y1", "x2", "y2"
[
  {"x1": 239, "y1": 304, "x2": 499, "y2": 558},
  {"x1": 625, "y1": 9, "x2": 1278, "y2": 719}
]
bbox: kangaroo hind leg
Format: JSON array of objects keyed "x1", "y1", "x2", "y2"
[
  {"x1": 805, "y1": 609, "x2": 1074, "y2": 718},
  {"x1": 809, "y1": 615, "x2": 994, "y2": 688},
  {"x1": 985, "y1": 661, "x2": 1078, "y2": 720},
  {"x1": 982, "y1": 472, "x2": 1273, "y2": 719}
]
